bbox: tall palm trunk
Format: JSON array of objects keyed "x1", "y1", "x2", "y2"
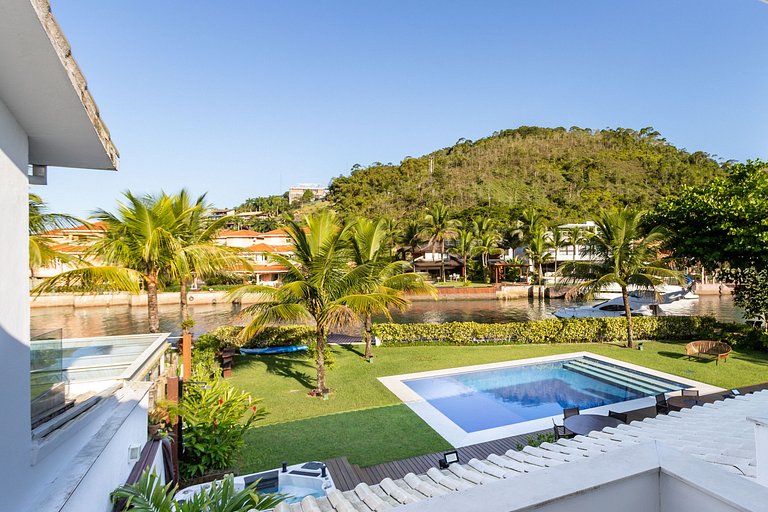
[
  {"x1": 462, "y1": 251, "x2": 467, "y2": 282},
  {"x1": 538, "y1": 262, "x2": 543, "y2": 286},
  {"x1": 440, "y1": 239, "x2": 446, "y2": 282},
  {"x1": 180, "y1": 277, "x2": 189, "y2": 335},
  {"x1": 363, "y1": 314, "x2": 373, "y2": 360},
  {"x1": 553, "y1": 248, "x2": 558, "y2": 284},
  {"x1": 621, "y1": 286, "x2": 635, "y2": 348},
  {"x1": 147, "y1": 271, "x2": 160, "y2": 333},
  {"x1": 315, "y1": 327, "x2": 327, "y2": 393}
]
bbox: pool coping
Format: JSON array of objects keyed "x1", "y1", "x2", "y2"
[{"x1": 378, "y1": 352, "x2": 723, "y2": 447}]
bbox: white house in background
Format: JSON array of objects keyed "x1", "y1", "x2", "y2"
[
  {"x1": 0, "y1": 1, "x2": 165, "y2": 510},
  {"x1": 214, "y1": 228, "x2": 261, "y2": 247},
  {"x1": 288, "y1": 183, "x2": 328, "y2": 204},
  {"x1": 546, "y1": 220, "x2": 597, "y2": 263}
]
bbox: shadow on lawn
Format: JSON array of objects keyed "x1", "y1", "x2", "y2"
[
  {"x1": 255, "y1": 353, "x2": 315, "y2": 389},
  {"x1": 657, "y1": 351, "x2": 712, "y2": 363},
  {"x1": 339, "y1": 343, "x2": 365, "y2": 358}
]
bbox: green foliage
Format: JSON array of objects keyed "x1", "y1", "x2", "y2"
[
  {"x1": 111, "y1": 468, "x2": 284, "y2": 512},
  {"x1": 652, "y1": 160, "x2": 768, "y2": 270},
  {"x1": 197, "y1": 325, "x2": 315, "y2": 351},
  {"x1": 328, "y1": 126, "x2": 722, "y2": 224},
  {"x1": 721, "y1": 267, "x2": 768, "y2": 328},
  {"x1": 308, "y1": 339, "x2": 335, "y2": 370},
  {"x1": 371, "y1": 316, "x2": 726, "y2": 345},
  {"x1": 170, "y1": 379, "x2": 266, "y2": 479},
  {"x1": 516, "y1": 432, "x2": 556, "y2": 450},
  {"x1": 191, "y1": 348, "x2": 221, "y2": 381}
]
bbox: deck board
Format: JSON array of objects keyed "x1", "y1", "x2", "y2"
[{"x1": 324, "y1": 382, "x2": 768, "y2": 491}]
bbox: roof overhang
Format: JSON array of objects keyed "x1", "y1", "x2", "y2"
[{"x1": 0, "y1": 0, "x2": 118, "y2": 170}]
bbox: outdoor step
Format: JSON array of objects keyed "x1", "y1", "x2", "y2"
[
  {"x1": 564, "y1": 359, "x2": 669, "y2": 393},
  {"x1": 572, "y1": 358, "x2": 682, "y2": 392},
  {"x1": 563, "y1": 360, "x2": 665, "y2": 395}
]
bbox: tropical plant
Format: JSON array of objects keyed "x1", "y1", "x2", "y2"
[
  {"x1": 167, "y1": 378, "x2": 265, "y2": 479},
  {"x1": 525, "y1": 225, "x2": 552, "y2": 286},
  {"x1": 227, "y1": 211, "x2": 409, "y2": 393},
  {"x1": 170, "y1": 190, "x2": 248, "y2": 333},
  {"x1": 28, "y1": 193, "x2": 83, "y2": 277},
  {"x1": 111, "y1": 468, "x2": 284, "y2": 512},
  {"x1": 423, "y1": 203, "x2": 460, "y2": 281},
  {"x1": 397, "y1": 220, "x2": 423, "y2": 262},
  {"x1": 568, "y1": 226, "x2": 586, "y2": 262},
  {"x1": 472, "y1": 232, "x2": 502, "y2": 281},
  {"x1": 452, "y1": 228, "x2": 476, "y2": 282},
  {"x1": 350, "y1": 218, "x2": 435, "y2": 360},
  {"x1": 550, "y1": 226, "x2": 568, "y2": 284},
  {"x1": 33, "y1": 191, "x2": 246, "y2": 333},
  {"x1": 559, "y1": 207, "x2": 683, "y2": 348}
]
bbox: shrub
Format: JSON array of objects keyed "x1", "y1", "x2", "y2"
[
  {"x1": 191, "y1": 348, "x2": 221, "y2": 381},
  {"x1": 197, "y1": 325, "x2": 314, "y2": 351},
  {"x1": 371, "y1": 316, "x2": 727, "y2": 345},
  {"x1": 169, "y1": 379, "x2": 266, "y2": 479}
]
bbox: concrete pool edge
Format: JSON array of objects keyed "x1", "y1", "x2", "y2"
[{"x1": 378, "y1": 352, "x2": 723, "y2": 447}]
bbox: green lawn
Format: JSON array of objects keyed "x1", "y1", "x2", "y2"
[{"x1": 230, "y1": 342, "x2": 768, "y2": 472}]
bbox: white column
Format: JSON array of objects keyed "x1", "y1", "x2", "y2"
[{"x1": 0, "y1": 98, "x2": 32, "y2": 507}]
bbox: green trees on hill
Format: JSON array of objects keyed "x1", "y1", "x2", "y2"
[{"x1": 328, "y1": 126, "x2": 722, "y2": 224}]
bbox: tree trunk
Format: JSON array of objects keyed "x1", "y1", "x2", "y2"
[
  {"x1": 440, "y1": 239, "x2": 446, "y2": 282},
  {"x1": 363, "y1": 314, "x2": 373, "y2": 360},
  {"x1": 538, "y1": 262, "x2": 543, "y2": 287},
  {"x1": 180, "y1": 278, "x2": 189, "y2": 335},
  {"x1": 553, "y1": 248, "x2": 558, "y2": 284},
  {"x1": 147, "y1": 272, "x2": 160, "y2": 333},
  {"x1": 462, "y1": 252, "x2": 467, "y2": 282},
  {"x1": 315, "y1": 327, "x2": 327, "y2": 393},
  {"x1": 622, "y1": 286, "x2": 635, "y2": 348}
]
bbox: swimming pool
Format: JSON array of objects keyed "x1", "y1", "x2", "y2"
[{"x1": 380, "y1": 353, "x2": 720, "y2": 446}]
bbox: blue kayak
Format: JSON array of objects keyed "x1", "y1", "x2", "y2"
[{"x1": 240, "y1": 345, "x2": 308, "y2": 355}]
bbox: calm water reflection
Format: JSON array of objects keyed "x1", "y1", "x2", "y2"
[{"x1": 31, "y1": 295, "x2": 743, "y2": 339}]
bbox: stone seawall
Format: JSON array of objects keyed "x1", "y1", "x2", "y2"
[{"x1": 29, "y1": 291, "x2": 268, "y2": 308}]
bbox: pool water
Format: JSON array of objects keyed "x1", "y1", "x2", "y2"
[{"x1": 403, "y1": 356, "x2": 687, "y2": 433}]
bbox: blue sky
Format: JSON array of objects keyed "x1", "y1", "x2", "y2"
[{"x1": 39, "y1": 0, "x2": 768, "y2": 217}]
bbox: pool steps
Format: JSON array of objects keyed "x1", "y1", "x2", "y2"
[
  {"x1": 274, "y1": 391, "x2": 767, "y2": 512},
  {"x1": 562, "y1": 358, "x2": 682, "y2": 396}
]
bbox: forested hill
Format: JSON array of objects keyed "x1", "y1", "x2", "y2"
[{"x1": 327, "y1": 126, "x2": 724, "y2": 223}]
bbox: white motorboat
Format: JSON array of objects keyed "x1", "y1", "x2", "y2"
[{"x1": 553, "y1": 295, "x2": 655, "y2": 319}]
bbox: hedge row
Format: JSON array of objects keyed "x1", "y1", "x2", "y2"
[
  {"x1": 196, "y1": 325, "x2": 314, "y2": 352},
  {"x1": 371, "y1": 316, "x2": 727, "y2": 345}
]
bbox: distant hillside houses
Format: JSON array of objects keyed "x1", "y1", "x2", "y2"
[{"x1": 288, "y1": 183, "x2": 328, "y2": 204}]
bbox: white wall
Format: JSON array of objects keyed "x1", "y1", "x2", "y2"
[{"x1": 0, "y1": 95, "x2": 33, "y2": 510}]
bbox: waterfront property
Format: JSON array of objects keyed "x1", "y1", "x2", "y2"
[
  {"x1": 379, "y1": 353, "x2": 718, "y2": 446},
  {"x1": 231, "y1": 342, "x2": 768, "y2": 472}
]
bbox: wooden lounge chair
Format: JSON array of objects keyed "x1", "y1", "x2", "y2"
[{"x1": 685, "y1": 340, "x2": 732, "y2": 365}]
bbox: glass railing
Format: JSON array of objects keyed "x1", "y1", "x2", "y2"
[{"x1": 30, "y1": 328, "x2": 66, "y2": 425}]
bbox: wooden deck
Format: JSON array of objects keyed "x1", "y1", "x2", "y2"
[{"x1": 324, "y1": 382, "x2": 768, "y2": 491}]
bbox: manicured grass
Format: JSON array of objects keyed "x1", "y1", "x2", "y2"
[{"x1": 231, "y1": 341, "x2": 768, "y2": 472}]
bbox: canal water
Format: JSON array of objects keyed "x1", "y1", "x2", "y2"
[{"x1": 31, "y1": 295, "x2": 743, "y2": 339}]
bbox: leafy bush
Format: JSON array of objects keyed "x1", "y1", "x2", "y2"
[
  {"x1": 197, "y1": 325, "x2": 314, "y2": 351},
  {"x1": 372, "y1": 316, "x2": 726, "y2": 345},
  {"x1": 242, "y1": 326, "x2": 315, "y2": 349},
  {"x1": 191, "y1": 348, "x2": 222, "y2": 381},
  {"x1": 169, "y1": 379, "x2": 266, "y2": 479},
  {"x1": 111, "y1": 468, "x2": 284, "y2": 512}
]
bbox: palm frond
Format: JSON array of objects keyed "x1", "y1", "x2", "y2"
[{"x1": 32, "y1": 266, "x2": 143, "y2": 295}]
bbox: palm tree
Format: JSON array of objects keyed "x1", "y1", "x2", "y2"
[
  {"x1": 397, "y1": 220, "x2": 423, "y2": 262},
  {"x1": 559, "y1": 208, "x2": 682, "y2": 348},
  {"x1": 350, "y1": 218, "x2": 435, "y2": 360},
  {"x1": 525, "y1": 225, "x2": 552, "y2": 286},
  {"x1": 28, "y1": 193, "x2": 83, "y2": 278},
  {"x1": 423, "y1": 204, "x2": 460, "y2": 282},
  {"x1": 568, "y1": 226, "x2": 586, "y2": 262},
  {"x1": 111, "y1": 468, "x2": 284, "y2": 512},
  {"x1": 473, "y1": 232, "x2": 502, "y2": 282},
  {"x1": 228, "y1": 211, "x2": 407, "y2": 394},
  {"x1": 170, "y1": 190, "x2": 248, "y2": 333},
  {"x1": 550, "y1": 226, "x2": 568, "y2": 283},
  {"x1": 452, "y1": 228, "x2": 475, "y2": 282}
]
